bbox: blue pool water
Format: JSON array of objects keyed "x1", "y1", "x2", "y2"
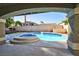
[
  {"x1": 20, "y1": 34, "x2": 36, "y2": 37},
  {"x1": 6, "y1": 32, "x2": 68, "y2": 41},
  {"x1": 16, "y1": 32, "x2": 68, "y2": 41},
  {"x1": 35, "y1": 32, "x2": 68, "y2": 41}
]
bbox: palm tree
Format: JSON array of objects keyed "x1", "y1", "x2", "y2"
[
  {"x1": 24, "y1": 15, "x2": 27, "y2": 26},
  {"x1": 62, "y1": 20, "x2": 69, "y2": 25},
  {"x1": 60, "y1": 18, "x2": 69, "y2": 25}
]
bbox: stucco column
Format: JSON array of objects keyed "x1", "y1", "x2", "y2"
[
  {"x1": 0, "y1": 19, "x2": 5, "y2": 44},
  {"x1": 67, "y1": 5, "x2": 79, "y2": 55}
]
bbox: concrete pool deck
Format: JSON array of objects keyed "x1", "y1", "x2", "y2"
[
  {"x1": 5, "y1": 33, "x2": 68, "y2": 48},
  {"x1": 0, "y1": 41, "x2": 73, "y2": 56},
  {"x1": 2, "y1": 33, "x2": 73, "y2": 56}
]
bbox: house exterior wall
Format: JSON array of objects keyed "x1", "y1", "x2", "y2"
[{"x1": 67, "y1": 4, "x2": 79, "y2": 55}]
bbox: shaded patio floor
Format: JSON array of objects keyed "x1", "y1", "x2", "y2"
[{"x1": 0, "y1": 41, "x2": 73, "y2": 56}]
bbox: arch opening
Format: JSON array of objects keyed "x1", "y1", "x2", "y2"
[
  {"x1": 5, "y1": 7, "x2": 72, "y2": 47},
  {"x1": 0, "y1": 6, "x2": 76, "y2": 55}
]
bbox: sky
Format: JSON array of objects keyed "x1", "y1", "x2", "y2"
[{"x1": 14, "y1": 12, "x2": 67, "y2": 24}]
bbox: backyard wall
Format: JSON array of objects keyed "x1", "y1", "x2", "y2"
[
  {"x1": 15, "y1": 24, "x2": 53, "y2": 32},
  {"x1": 15, "y1": 24, "x2": 67, "y2": 34}
]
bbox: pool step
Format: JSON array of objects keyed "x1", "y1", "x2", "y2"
[{"x1": 10, "y1": 38, "x2": 39, "y2": 44}]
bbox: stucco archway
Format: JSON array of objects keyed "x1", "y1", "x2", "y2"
[{"x1": 1, "y1": 7, "x2": 71, "y2": 18}]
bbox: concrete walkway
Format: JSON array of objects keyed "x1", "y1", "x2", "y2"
[{"x1": 0, "y1": 44, "x2": 73, "y2": 56}]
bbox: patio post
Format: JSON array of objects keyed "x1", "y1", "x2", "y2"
[
  {"x1": 67, "y1": 4, "x2": 79, "y2": 55},
  {"x1": 0, "y1": 19, "x2": 5, "y2": 44}
]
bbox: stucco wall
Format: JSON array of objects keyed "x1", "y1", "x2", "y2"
[
  {"x1": 15, "y1": 24, "x2": 67, "y2": 33},
  {"x1": 15, "y1": 24, "x2": 53, "y2": 32},
  {"x1": 0, "y1": 22, "x2": 5, "y2": 37}
]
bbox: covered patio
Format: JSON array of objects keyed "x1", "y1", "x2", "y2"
[{"x1": 0, "y1": 3, "x2": 79, "y2": 56}]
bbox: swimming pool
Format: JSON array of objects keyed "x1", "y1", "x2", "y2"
[{"x1": 9, "y1": 32, "x2": 68, "y2": 41}]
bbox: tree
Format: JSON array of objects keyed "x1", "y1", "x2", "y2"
[
  {"x1": 15, "y1": 21, "x2": 22, "y2": 26},
  {"x1": 60, "y1": 18, "x2": 69, "y2": 25},
  {"x1": 5, "y1": 17, "x2": 15, "y2": 28}
]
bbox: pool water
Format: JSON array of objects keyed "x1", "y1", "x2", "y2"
[
  {"x1": 33, "y1": 32, "x2": 68, "y2": 41},
  {"x1": 6, "y1": 32, "x2": 68, "y2": 41},
  {"x1": 20, "y1": 34, "x2": 36, "y2": 37}
]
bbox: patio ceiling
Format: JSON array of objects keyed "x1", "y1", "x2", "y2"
[{"x1": 0, "y1": 3, "x2": 77, "y2": 18}]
